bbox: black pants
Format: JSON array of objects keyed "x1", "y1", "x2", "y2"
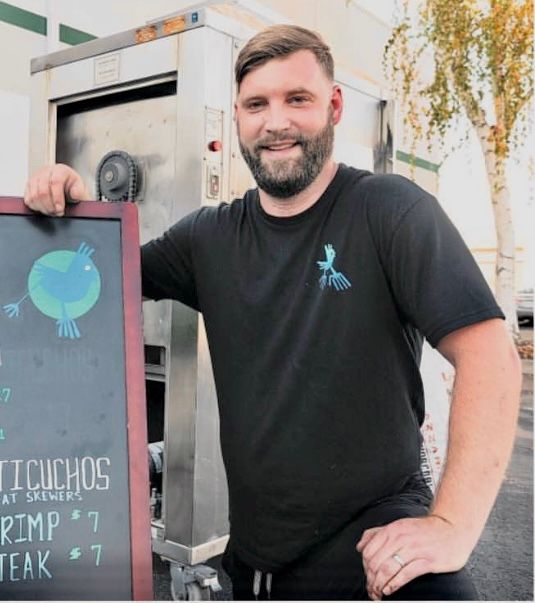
[{"x1": 222, "y1": 474, "x2": 478, "y2": 600}]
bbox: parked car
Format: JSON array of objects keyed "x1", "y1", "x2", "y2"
[{"x1": 516, "y1": 288, "x2": 533, "y2": 325}]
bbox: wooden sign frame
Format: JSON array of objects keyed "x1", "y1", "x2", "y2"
[{"x1": 0, "y1": 197, "x2": 153, "y2": 600}]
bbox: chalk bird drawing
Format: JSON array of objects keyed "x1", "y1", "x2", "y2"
[
  {"x1": 3, "y1": 242, "x2": 101, "y2": 339},
  {"x1": 316, "y1": 243, "x2": 352, "y2": 291}
]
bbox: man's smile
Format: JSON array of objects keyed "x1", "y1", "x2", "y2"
[{"x1": 260, "y1": 141, "x2": 301, "y2": 157}]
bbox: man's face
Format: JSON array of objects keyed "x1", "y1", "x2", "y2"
[{"x1": 235, "y1": 49, "x2": 343, "y2": 198}]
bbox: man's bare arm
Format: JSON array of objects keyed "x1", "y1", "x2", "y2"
[
  {"x1": 357, "y1": 318, "x2": 521, "y2": 599},
  {"x1": 429, "y1": 318, "x2": 521, "y2": 546}
]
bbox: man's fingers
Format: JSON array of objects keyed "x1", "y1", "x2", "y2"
[
  {"x1": 365, "y1": 530, "x2": 405, "y2": 575},
  {"x1": 27, "y1": 167, "x2": 55, "y2": 214},
  {"x1": 25, "y1": 178, "x2": 36, "y2": 208},
  {"x1": 358, "y1": 515, "x2": 472, "y2": 599},
  {"x1": 369, "y1": 548, "x2": 410, "y2": 598},
  {"x1": 356, "y1": 526, "x2": 382, "y2": 553},
  {"x1": 382, "y1": 558, "x2": 430, "y2": 597},
  {"x1": 23, "y1": 164, "x2": 89, "y2": 215},
  {"x1": 68, "y1": 176, "x2": 91, "y2": 202},
  {"x1": 362, "y1": 531, "x2": 394, "y2": 574},
  {"x1": 36, "y1": 171, "x2": 55, "y2": 213},
  {"x1": 49, "y1": 174, "x2": 66, "y2": 216},
  {"x1": 26, "y1": 173, "x2": 46, "y2": 212}
]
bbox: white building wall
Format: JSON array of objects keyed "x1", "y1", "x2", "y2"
[
  {"x1": 0, "y1": 15, "x2": 45, "y2": 195},
  {"x1": 0, "y1": 90, "x2": 30, "y2": 195}
]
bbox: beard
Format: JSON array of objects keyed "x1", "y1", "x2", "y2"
[{"x1": 238, "y1": 108, "x2": 334, "y2": 199}]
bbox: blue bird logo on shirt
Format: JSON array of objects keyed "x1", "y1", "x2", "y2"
[
  {"x1": 316, "y1": 243, "x2": 352, "y2": 291},
  {"x1": 3, "y1": 242, "x2": 101, "y2": 339}
]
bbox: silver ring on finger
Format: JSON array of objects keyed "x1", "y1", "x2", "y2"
[{"x1": 392, "y1": 552, "x2": 405, "y2": 568}]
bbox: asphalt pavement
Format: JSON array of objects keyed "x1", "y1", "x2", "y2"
[{"x1": 152, "y1": 326, "x2": 534, "y2": 601}]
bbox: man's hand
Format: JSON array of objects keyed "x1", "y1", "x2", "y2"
[
  {"x1": 356, "y1": 514, "x2": 473, "y2": 600},
  {"x1": 24, "y1": 164, "x2": 91, "y2": 216}
]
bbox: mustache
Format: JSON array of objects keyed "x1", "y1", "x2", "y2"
[{"x1": 254, "y1": 132, "x2": 306, "y2": 152}]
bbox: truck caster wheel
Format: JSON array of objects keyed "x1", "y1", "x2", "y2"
[{"x1": 171, "y1": 580, "x2": 211, "y2": 601}]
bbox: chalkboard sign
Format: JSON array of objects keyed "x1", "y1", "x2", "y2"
[{"x1": 0, "y1": 198, "x2": 152, "y2": 600}]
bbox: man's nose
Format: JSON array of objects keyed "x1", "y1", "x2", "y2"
[{"x1": 264, "y1": 104, "x2": 291, "y2": 132}]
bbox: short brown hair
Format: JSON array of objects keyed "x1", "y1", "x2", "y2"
[{"x1": 235, "y1": 24, "x2": 334, "y2": 90}]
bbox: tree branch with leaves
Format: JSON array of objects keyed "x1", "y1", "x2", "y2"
[{"x1": 383, "y1": 0, "x2": 533, "y2": 339}]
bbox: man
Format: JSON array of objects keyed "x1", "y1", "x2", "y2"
[{"x1": 24, "y1": 25, "x2": 521, "y2": 601}]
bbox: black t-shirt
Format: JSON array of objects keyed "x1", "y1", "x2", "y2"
[{"x1": 141, "y1": 164, "x2": 504, "y2": 571}]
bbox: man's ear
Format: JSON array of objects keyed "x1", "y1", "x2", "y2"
[{"x1": 331, "y1": 85, "x2": 343, "y2": 125}]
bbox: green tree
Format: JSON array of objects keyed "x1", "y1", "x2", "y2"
[{"x1": 383, "y1": 0, "x2": 533, "y2": 339}]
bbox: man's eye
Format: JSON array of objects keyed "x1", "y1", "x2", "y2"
[
  {"x1": 289, "y1": 96, "x2": 308, "y2": 105},
  {"x1": 246, "y1": 101, "x2": 265, "y2": 110}
]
